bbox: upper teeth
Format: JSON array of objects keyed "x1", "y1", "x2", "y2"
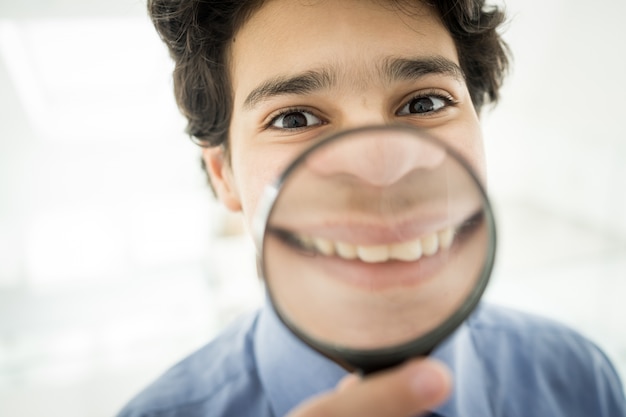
[{"x1": 298, "y1": 226, "x2": 455, "y2": 263}]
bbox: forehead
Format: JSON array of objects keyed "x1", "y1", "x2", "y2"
[{"x1": 229, "y1": 0, "x2": 458, "y2": 102}]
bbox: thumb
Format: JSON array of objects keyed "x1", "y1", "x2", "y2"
[{"x1": 289, "y1": 358, "x2": 452, "y2": 417}]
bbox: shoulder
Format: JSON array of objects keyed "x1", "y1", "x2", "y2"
[
  {"x1": 116, "y1": 310, "x2": 269, "y2": 417},
  {"x1": 468, "y1": 303, "x2": 612, "y2": 363},
  {"x1": 468, "y1": 303, "x2": 625, "y2": 416},
  {"x1": 469, "y1": 302, "x2": 593, "y2": 343}
]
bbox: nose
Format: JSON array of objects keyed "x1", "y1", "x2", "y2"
[{"x1": 306, "y1": 127, "x2": 446, "y2": 187}]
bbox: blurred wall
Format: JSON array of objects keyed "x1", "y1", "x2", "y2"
[{"x1": 0, "y1": 1, "x2": 624, "y2": 416}]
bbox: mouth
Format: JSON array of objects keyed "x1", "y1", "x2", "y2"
[{"x1": 269, "y1": 210, "x2": 482, "y2": 264}]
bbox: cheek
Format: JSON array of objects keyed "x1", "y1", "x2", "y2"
[
  {"x1": 430, "y1": 120, "x2": 486, "y2": 185},
  {"x1": 458, "y1": 127, "x2": 486, "y2": 184},
  {"x1": 231, "y1": 145, "x2": 301, "y2": 230}
]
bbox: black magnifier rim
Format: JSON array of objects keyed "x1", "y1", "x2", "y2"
[{"x1": 254, "y1": 124, "x2": 497, "y2": 375}]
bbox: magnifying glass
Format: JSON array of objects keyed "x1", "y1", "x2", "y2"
[{"x1": 254, "y1": 125, "x2": 496, "y2": 375}]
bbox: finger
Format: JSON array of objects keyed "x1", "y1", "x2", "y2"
[
  {"x1": 289, "y1": 358, "x2": 452, "y2": 417},
  {"x1": 336, "y1": 373, "x2": 361, "y2": 392}
]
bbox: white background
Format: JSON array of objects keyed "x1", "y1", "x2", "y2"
[{"x1": 0, "y1": 0, "x2": 625, "y2": 415}]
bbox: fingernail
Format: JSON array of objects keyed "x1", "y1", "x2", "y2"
[{"x1": 408, "y1": 362, "x2": 448, "y2": 400}]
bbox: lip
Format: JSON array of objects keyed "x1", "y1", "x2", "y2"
[
  {"x1": 301, "y1": 242, "x2": 458, "y2": 291},
  {"x1": 264, "y1": 210, "x2": 484, "y2": 291},
  {"x1": 268, "y1": 202, "x2": 480, "y2": 246}
]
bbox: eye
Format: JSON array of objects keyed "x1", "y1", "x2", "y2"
[
  {"x1": 397, "y1": 94, "x2": 452, "y2": 116},
  {"x1": 270, "y1": 110, "x2": 322, "y2": 130}
]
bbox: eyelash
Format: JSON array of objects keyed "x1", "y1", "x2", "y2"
[
  {"x1": 264, "y1": 91, "x2": 457, "y2": 130},
  {"x1": 264, "y1": 107, "x2": 323, "y2": 130},
  {"x1": 396, "y1": 91, "x2": 457, "y2": 116}
]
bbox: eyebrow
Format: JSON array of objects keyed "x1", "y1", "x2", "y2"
[
  {"x1": 242, "y1": 56, "x2": 464, "y2": 110},
  {"x1": 381, "y1": 56, "x2": 465, "y2": 84},
  {"x1": 243, "y1": 68, "x2": 336, "y2": 110}
]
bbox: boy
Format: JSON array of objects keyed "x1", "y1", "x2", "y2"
[{"x1": 118, "y1": 1, "x2": 625, "y2": 416}]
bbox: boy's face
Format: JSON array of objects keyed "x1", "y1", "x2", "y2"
[{"x1": 204, "y1": 0, "x2": 484, "y2": 232}]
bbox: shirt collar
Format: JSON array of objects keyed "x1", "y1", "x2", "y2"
[
  {"x1": 254, "y1": 300, "x2": 493, "y2": 417},
  {"x1": 254, "y1": 301, "x2": 348, "y2": 417},
  {"x1": 431, "y1": 311, "x2": 493, "y2": 417}
]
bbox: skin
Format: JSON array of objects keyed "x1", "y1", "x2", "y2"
[
  {"x1": 202, "y1": 0, "x2": 484, "y2": 414},
  {"x1": 204, "y1": 0, "x2": 485, "y2": 225}
]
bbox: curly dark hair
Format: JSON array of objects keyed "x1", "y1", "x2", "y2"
[{"x1": 148, "y1": 0, "x2": 510, "y2": 148}]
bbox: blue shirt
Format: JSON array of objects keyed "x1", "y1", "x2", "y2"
[{"x1": 117, "y1": 302, "x2": 626, "y2": 417}]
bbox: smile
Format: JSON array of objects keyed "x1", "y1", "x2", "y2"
[
  {"x1": 265, "y1": 210, "x2": 485, "y2": 292},
  {"x1": 269, "y1": 210, "x2": 486, "y2": 264},
  {"x1": 292, "y1": 225, "x2": 454, "y2": 263}
]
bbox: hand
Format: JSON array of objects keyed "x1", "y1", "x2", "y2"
[{"x1": 287, "y1": 358, "x2": 452, "y2": 417}]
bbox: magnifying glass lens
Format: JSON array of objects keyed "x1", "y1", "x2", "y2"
[{"x1": 257, "y1": 126, "x2": 495, "y2": 373}]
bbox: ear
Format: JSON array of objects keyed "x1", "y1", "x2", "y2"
[{"x1": 202, "y1": 146, "x2": 242, "y2": 212}]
